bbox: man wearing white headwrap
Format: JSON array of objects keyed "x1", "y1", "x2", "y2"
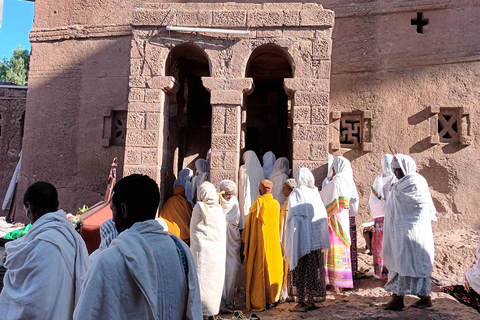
[
  {"x1": 174, "y1": 168, "x2": 194, "y2": 205},
  {"x1": 382, "y1": 154, "x2": 436, "y2": 311},
  {"x1": 368, "y1": 154, "x2": 396, "y2": 279},
  {"x1": 238, "y1": 150, "x2": 265, "y2": 229},
  {"x1": 268, "y1": 157, "x2": 290, "y2": 203},
  {"x1": 217, "y1": 180, "x2": 242, "y2": 310},
  {"x1": 190, "y1": 182, "x2": 226, "y2": 319},
  {"x1": 262, "y1": 151, "x2": 276, "y2": 180},
  {"x1": 192, "y1": 159, "x2": 209, "y2": 204},
  {"x1": 320, "y1": 156, "x2": 358, "y2": 289},
  {"x1": 321, "y1": 153, "x2": 334, "y2": 189},
  {"x1": 285, "y1": 168, "x2": 330, "y2": 312}
]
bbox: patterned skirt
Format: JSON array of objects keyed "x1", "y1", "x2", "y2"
[
  {"x1": 288, "y1": 249, "x2": 326, "y2": 303},
  {"x1": 442, "y1": 280, "x2": 480, "y2": 313},
  {"x1": 384, "y1": 271, "x2": 431, "y2": 296},
  {"x1": 325, "y1": 227, "x2": 354, "y2": 288},
  {"x1": 350, "y1": 216, "x2": 357, "y2": 277},
  {"x1": 372, "y1": 217, "x2": 388, "y2": 279}
]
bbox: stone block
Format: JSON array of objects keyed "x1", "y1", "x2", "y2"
[
  {"x1": 430, "y1": 135, "x2": 440, "y2": 145},
  {"x1": 248, "y1": 10, "x2": 283, "y2": 27},
  {"x1": 224, "y1": 152, "x2": 238, "y2": 170},
  {"x1": 211, "y1": 134, "x2": 238, "y2": 151},
  {"x1": 284, "y1": 78, "x2": 329, "y2": 93},
  {"x1": 461, "y1": 135, "x2": 473, "y2": 146},
  {"x1": 130, "y1": 59, "x2": 142, "y2": 76},
  {"x1": 283, "y1": 28, "x2": 315, "y2": 38},
  {"x1": 429, "y1": 105, "x2": 440, "y2": 115},
  {"x1": 129, "y1": 76, "x2": 146, "y2": 88},
  {"x1": 211, "y1": 152, "x2": 225, "y2": 168},
  {"x1": 364, "y1": 110, "x2": 372, "y2": 119},
  {"x1": 212, "y1": 10, "x2": 247, "y2": 27},
  {"x1": 363, "y1": 142, "x2": 373, "y2": 152},
  {"x1": 295, "y1": 92, "x2": 329, "y2": 106},
  {"x1": 311, "y1": 107, "x2": 329, "y2": 125},
  {"x1": 316, "y1": 60, "x2": 331, "y2": 79},
  {"x1": 141, "y1": 148, "x2": 158, "y2": 165},
  {"x1": 128, "y1": 102, "x2": 162, "y2": 112},
  {"x1": 147, "y1": 76, "x2": 179, "y2": 93},
  {"x1": 293, "y1": 106, "x2": 311, "y2": 123},
  {"x1": 123, "y1": 165, "x2": 157, "y2": 180},
  {"x1": 125, "y1": 148, "x2": 141, "y2": 165},
  {"x1": 132, "y1": 9, "x2": 176, "y2": 26},
  {"x1": 212, "y1": 106, "x2": 226, "y2": 133},
  {"x1": 177, "y1": 10, "x2": 212, "y2": 26},
  {"x1": 256, "y1": 28, "x2": 283, "y2": 38},
  {"x1": 211, "y1": 90, "x2": 243, "y2": 105},
  {"x1": 293, "y1": 124, "x2": 328, "y2": 142},
  {"x1": 126, "y1": 129, "x2": 158, "y2": 147},
  {"x1": 300, "y1": 10, "x2": 334, "y2": 27},
  {"x1": 128, "y1": 88, "x2": 145, "y2": 102},
  {"x1": 331, "y1": 111, "x2": 341, "y2": 120},
  {"x1": 145, "y1": 112, "x2": 162, "y2": 130},
  {"x1": 144, "y1": 89, "x2": 163, "y2": 103},
  {"x1": 210, "y1": 169, "x2": 236, "y2": 186},
  {"x1": 127, "y1": 112, "x2": 146, "y2": 130},
  {"x1": 310, "y1": 143, "x2": 328, "y2": 160},
  {"x1": 283, "y1": 10, "x2": 300, "y2": 26},
  {"x1": 202, "y1": 77, "x2": 254, "y2": 93},
  {"x1": 330, "y1": 141, "x2": 340, "y2": 150},
  {"x1": 225, "y1": 106, "x2": 240, "y2": 134},
  {"x1": 264, "y1": 3, "x2": 303, "y2": 10},
  {"x1": 462, "y1": 106, "x2": 471, "y2": 115},
  {"x1": 312, "y1": 38, "x2": 332, "y2": 60},
  {"x1": 293, "y1": 142, "x2": 310, "y2": 160}
]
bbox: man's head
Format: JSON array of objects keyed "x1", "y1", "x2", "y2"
[
  {"x1": 111, "y1": 174, "x2": 160, "y2": 233},
  {"x1": 282, "y1": 178, "x2": 296, "y2": 198},
  {"x1": 259, "y1": 179, "x2": 273, "y2": 195},
  {"x1": 219, "y1": 180, "x2": 236, "y2": 201},
  {"x1": 23, "y1": 181, "x2": 59, "y2": 224}
]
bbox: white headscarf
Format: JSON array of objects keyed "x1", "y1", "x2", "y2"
[
  {"x1": 196, "y1": 181, "x2": 221, "y2": 226},
  {"x1": 262, "y1": 151, "x2": 276, "y2": 180},
  {"x1": 285, "y1": 168, "x2": 330, "y2": 270},
  {"x1": 369, "y1": 154, "x2": 396, "y2": 219},
  {"x1": 217, "y1": 180, "x2": 240, "y2": 227},
  {"x1": 174, "y1": 168, "x2": 194, "y2": 205},
  {"x1": 391, "y1": 154, "x2": 417, "y2": 176},
  {"x1": 322, "y1": 153, "x2": 334, "y2": 189},
  {"x1": 268, "y1": 157, "x2": 290, "y2": 204},
  {"x1": 238, "y1": 150, "x2": 265, "y2": 228},
  {"x1": 192, "y1": 159, "x2": 209, "y2": 203}
]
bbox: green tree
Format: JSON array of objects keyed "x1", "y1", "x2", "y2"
[{"x1": 0, "y1": 46, "x2": 30, "y2": 86}]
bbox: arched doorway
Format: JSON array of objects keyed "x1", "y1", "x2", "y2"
[
  {"x1": 166, "y1": 44, "x2": 211, "y2": 176},
  {"x1": 245, "y1": 44, "x2": 293, "y2": 165}
]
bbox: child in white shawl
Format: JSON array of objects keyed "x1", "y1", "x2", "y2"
[
  {"x1": 217, "y1": 180, "x2": 242, "y2": 311},
  {"x1": 190, "y1": 182, "x2": 227, "y2": 319},
  {"x1": 268, "y1": 157, "x2": 290, "y2": 204},
  {"x1": 174, "y1": 168, "x2": 194, "y2": 206},
  {"x1": 238, "y1": 150, "x2": 265, "y2": 229},
  {"x1": 262, "y1": 151, "x2": 276, "y2": 179},
  {"x1": 368, "y1": 154, "x2": 396, "y2": 279}
]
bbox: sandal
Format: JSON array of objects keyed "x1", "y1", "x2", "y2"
[
  {"x1": 232, "y1": 310, "x2": 247, "y2": 320},
  {"x1": 250, "y1": 314, "x2": 260, "y2": 320}
]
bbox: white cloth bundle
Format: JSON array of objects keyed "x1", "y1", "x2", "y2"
[
  {"x1": 0, "y1": 210, "x2": 90, "y2": 319},
  {"x1": 285, "y1": 168, "x2": 330, "y2": 270}
]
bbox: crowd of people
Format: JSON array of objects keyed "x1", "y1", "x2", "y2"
[{"x1": 0, "y1": 149, "x2": 460, "y2": 319}]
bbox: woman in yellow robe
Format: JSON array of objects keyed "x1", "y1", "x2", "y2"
[
  {"x1": 242, "y1": 179, "x2": 283, "y2": 311},
  {"x1": 158, "y1": 185, "x2": 193, "y2": 245}
]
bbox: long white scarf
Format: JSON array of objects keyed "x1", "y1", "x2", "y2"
[
  {"x1": 262, "y1": 151, "x2": 276, "y2": 180},
  {"x1": 369, "y1": 154, "x2": 396, "y2": 219},
  {"x1": 268, "y1": 157, "x2": 290, "y2": 204},
  {"x1": 238, "y1": 150, "x2": 264, "y2": 229}
]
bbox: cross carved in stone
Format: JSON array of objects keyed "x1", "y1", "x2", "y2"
[
  {"x1": 340, "y1": 116, "x2": 361, "y2": 146},
  {"x1": 411, "y1": 12, "x2": 429, "y2": 34},
  {"x1": 438, "y1": 111, "x2": 459, "y2": 141}
]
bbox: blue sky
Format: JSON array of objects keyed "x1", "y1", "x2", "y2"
[{"x1": 0, "y1": 0, "x2": 35, "y2": 59}]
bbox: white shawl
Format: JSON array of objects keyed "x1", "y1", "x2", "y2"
[
  {"x1": 466, "y1": 237, "x2": 480, "y2": 293},
  {"x1": 0, "y1": 210, "x2": 89, "y2": 320},
  {"x1": 321, "y1": 153, "x2": 334, "y2": 189},
  {"x1": 268, "y1": 157, "x2": 290, "y2": 204},
  {"x1": 238, "y1": 150, "x2": 265, "y2": 229},
  {"x1": 285, "y1": 168, "x2": 330, "y2": 270},
  {"x1": 369, "y1": 154, "x2": 396, "y2": 219},
  {"x1": 74, "y1": 220, "x2": 202, "y2": 320},
  {"x1": 174, "y1": 168, "x2": 194, "y2": 206},
  {"x1": 382, "y1": 154, "x2": 437, "y2": 278},
  {"x1": 190, "y1": 182, "x2": 226, "y2": 316},
  {"x1": 262, "y1": 151, "x2": 276, "y2": 180}
]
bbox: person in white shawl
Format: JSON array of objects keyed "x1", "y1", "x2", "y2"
[
  {"x1": 190, "y1": 181, "x2": 227, "y2": 319},
  {"x1": 174, "y1": 168, "x2": 194, "y2": 206},
  {"x1": 262, "y1": 151, "x2": 276, "y2": 179},
  {"x1": 238, "y1": 150, "x2": 265, "y2": 229},
  {"x1": 368, "y1": 154, "x2": 396, "y2": 279},
  {"x1": 74, "y1": 174, "x2": 202, "y2": 320},
  {"x1": 321, "y1": 153, "x2": 334, "y2": 189},
  {"x1": 217, "y1": 180, "x2": 242, "y2": 311},
  {"x1": 192, "y1": 159, "x2": 209, "y2": 204},
  {"x1": 0, "y1": 181, "x2": 89, "y2": 320},
  {"x1": 268, "y1": 157, "x2": 290, "y2": 204},
  {"x1": 382, "y1": 154, "x2": 436, "y2": 311},
  {"x1": 320, "y1": 156, "x2": 358, "y2": 289},
  {"x1": 285, "y1": 168, "x2": 330, "y2": 312}
]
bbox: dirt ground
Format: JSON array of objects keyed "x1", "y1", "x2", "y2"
[{"x1": 220, "y1": 228, "x2": 480, "y2": 320}]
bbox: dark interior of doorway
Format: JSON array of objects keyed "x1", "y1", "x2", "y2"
[
  {"x1": 246, "y1": 45, "x2": 293, "y2": 166},
  {"x1": 167, "y1": 44, "x2": 211, "y2": 176}
]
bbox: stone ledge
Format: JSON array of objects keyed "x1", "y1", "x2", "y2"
[{"x1": 30, "y1": 24, "x2": 132, "y2": 42}]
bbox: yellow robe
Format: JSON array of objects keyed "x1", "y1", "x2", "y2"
[
  {"x1": 242, "y1": 193, "x2": 283, "y2": 311},
  {"x1": 279, "y1": 199, "x2": 289, "y2": 295},
  {"x1": 159, "y1": 194, "x2": 193, "y2": 245}
]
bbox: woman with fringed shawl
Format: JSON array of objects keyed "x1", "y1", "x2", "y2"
[{"x1": 320, "y1": 156, "x2": 358, "y2": 289}]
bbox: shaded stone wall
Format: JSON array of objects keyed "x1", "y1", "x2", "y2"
[{"x1": 0, "y1": 86, "x2": 26, "y2": 217}]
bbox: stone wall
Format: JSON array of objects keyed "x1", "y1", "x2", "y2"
[{"x1": 0, "y1": 86, "x2": 26, "y2": 217}]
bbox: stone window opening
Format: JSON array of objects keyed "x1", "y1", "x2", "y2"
[
  {"x1": 411, "y1": 12, "x2": 429, "y2": 34},
  {"x1": 166, "y1": 43, "x2": 211, "y2": 176},
  {"x1": 428, "y1": 106, "x2": 471, "y2": 146},
  {"x1": 245, "y1": 44, "x2": 293, "y2": 163},
  {"x1": 438, "y1": 108, "x2": 460, "y2": 143},
  {"x1": 330, "y1": 110, "x2": 372, "y2": 152},
  {"x1": 339, "y1": 113, "x2": 362, "y2": 148},
  {"x1": 102, "y1": 110, "x2": 127, "y2": 147}
]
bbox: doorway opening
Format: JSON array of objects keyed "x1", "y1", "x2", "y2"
[
  {"x1": 166, "y1": 43, "x2": 211, "y2": 176},
  {"x1": 245, "y1": 44, "x2": 293, "y2": 164}
]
